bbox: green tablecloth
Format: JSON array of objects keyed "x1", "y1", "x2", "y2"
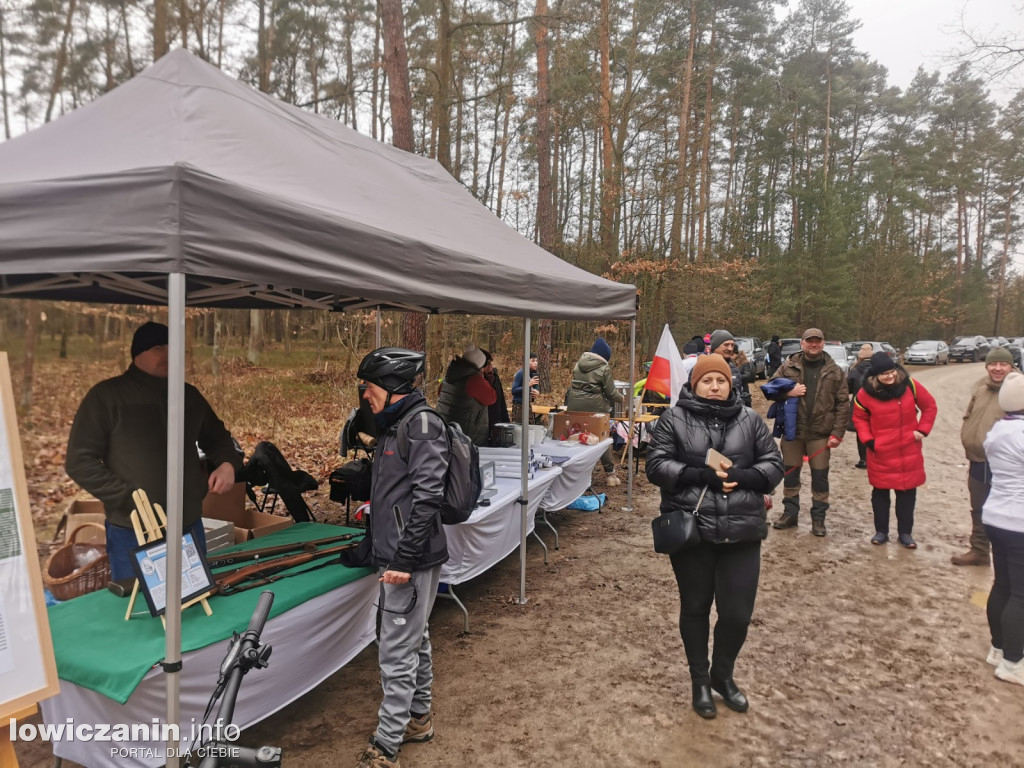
[{"x1": 47, "y1": 522, "x2": 372, "y2": 704}]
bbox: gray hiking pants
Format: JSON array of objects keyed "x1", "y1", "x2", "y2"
[{"x1": 374, "y1": 565, "x2": 442, "y2": 755}]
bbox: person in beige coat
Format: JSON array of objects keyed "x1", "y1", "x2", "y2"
[{"x1": 953, "y1": 347, "x2": 1016, "y2": 566}]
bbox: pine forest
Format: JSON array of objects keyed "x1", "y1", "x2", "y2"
[{"x1": 2, "y1": 0, "x2": 1024, "y2": 362}]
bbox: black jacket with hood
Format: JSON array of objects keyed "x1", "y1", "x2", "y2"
[
  {"x1": 646, "y1": 386, "x2": 784, "y2": 544},
  {"x1": 369, "y1": 390, "x2": 450, "y2": 572}
]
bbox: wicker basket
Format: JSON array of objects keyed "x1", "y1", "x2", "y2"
[{"x1": 43, "y1": 522, "x2": 111, "y2": 601}]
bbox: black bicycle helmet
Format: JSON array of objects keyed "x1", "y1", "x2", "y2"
[{"x1": 357, "y1": 347, "x2": 425, "y2": 394}]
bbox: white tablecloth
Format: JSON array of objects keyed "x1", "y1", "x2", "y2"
[
  {"x1": 440, "y1": 468, "x2": 561, "y2": 584},
  {"x1": 533, "y1": 438, "x2": 612, "y2": 511},
  {"x1": 40, "y1": 575, "x2": 378, "y2": 768}
]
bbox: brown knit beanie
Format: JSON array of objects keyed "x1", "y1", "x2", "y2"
[
  {"x1": 857, "y1": 343, "x2": 873, "y2": 361},
  {"x1": 690, "y1": 353, "x2": 733, "y2": 390}
]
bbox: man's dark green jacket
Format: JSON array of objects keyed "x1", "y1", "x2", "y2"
[{"x1": 66, "y1": 364, "x2": 242, "y2": 529}]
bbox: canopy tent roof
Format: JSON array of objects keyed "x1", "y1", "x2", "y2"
[{"x1": 0, "y1": 49, "x2": 635, "y2": 320}]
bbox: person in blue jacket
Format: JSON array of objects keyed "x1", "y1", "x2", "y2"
[{"x1": 511, "y1": 353, "x2": 539, "y2": 423}]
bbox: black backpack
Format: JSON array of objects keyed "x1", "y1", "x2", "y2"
[{"x1": 397, "y1": 405, "x2": 481, "y2": 525}]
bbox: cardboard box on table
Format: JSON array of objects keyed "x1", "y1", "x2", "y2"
[
  {"x1": 201, "y1": 481, "x2": 293, "y2": 543},
  {"x1": 552, "y1": 411, "x2": 610, "y2": 442}
]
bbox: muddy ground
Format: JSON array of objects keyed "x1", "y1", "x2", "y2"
[{"x1": 15, "y1": 362, "x2": 1024, "y2": 767}]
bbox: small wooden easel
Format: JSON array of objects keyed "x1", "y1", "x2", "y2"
[{"x1": 125, "y1": 488, "x2": 213, "y2": 625}]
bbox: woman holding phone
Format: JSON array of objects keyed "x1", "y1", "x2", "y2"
[{"x1": 647, "y1": 354, "x2": 784, "y2": 719}]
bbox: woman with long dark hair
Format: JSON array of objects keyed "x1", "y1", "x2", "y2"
[{"x1": 646, "y1": 354, "x2": 783, "y2": 718}]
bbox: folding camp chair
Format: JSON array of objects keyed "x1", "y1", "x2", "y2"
[{"x1": 238, "y1": 441, "x2": 319, "y2": 523}]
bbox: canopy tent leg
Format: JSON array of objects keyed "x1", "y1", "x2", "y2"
[
  {"x1": 164, "y1": 273, "x2": 186, "y2": 766},
  {"x1": 517, "y1": 318, "x2": 531, "y2": 605},
  {"x1": 623, "y1": 319, "x2": 636, "y2": 512}
]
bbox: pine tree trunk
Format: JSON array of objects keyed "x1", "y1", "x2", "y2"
[
  {"x1": 669, "y1": 0, "x2": 698, "y2": 260},
  {"x1": 597, "y1": 0, "x2": 616, "y2": 266},
  {"x1": 379, "y1": 0, "x2": 423, "y2": 349},
  {"x1": 379, "y1": 0, "x2": 414, "y2": 151},
  {"x1": 247, "y1": 309, "x2": 263, "y2": 365},
  {"x1": 21, "y1": 301, "x2": 37, "y2": 412},
  {"x1": 154, "y1": 0, "x2": 168, "y2": 60},
  {"x1": 0, "y1": 1, "x2": 10, "y2": 139},
  {"x1": 212, "y1": 311, "x2": 222, "y2": 377},
  {"x1": 435, "y1": 0, "x2": 453, "y2": 171},
  {"x1": 45, "y1": 0, "x2": 78, "y2": 123}
]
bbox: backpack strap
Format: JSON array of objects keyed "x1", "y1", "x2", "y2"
[{"x1": 853, "y1": 392, "x2": 870, "y2": 415}]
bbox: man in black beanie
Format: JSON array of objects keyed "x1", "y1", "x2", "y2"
[{"x1": 66, "y1": 321, "x2": 242, "y2": 593}]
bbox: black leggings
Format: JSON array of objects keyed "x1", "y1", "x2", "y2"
[
  {"x1": 670, "y1": 539, "x2": 761, "y2": 685},
  {"x1": 985, "y1": 524, "x2": 1024, "y2": 663},
  {"x1": 871, "y1": 487, "x2": 916, "y2": 535}
]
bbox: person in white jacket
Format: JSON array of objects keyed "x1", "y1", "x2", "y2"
[{"x1": 981, "y1": 371, "x2": 1024, "y2": 687}]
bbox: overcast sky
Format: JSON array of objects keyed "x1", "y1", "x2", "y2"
[{"x1": 844, "y1": 0, "x2": 1024, "y2": 99}]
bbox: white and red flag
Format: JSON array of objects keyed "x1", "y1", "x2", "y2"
[{"x1": 645, "y1": 325, "x2": 687, "y2": 405}]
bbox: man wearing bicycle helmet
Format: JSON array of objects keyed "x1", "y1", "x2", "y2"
[{"x1": 355, "y1": 347, "x2": 449, "y2": 768}]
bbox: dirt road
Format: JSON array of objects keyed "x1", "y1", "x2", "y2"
[{"x1": 17, "y1": 362, "x2": 1024, "y2": 767}]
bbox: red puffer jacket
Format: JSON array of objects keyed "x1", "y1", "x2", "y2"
[{"x1": 852, "y1": 373, "x2": 938, "y2": 490}]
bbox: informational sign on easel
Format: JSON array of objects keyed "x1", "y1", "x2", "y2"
[
  {"x1": 0, "y1": 352, "x2": 60, "y2": 720},
  {"x1": 130, "y1": 532, "x2": 216, "y2": 617}
]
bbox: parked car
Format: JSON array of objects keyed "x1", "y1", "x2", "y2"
[
  {"x1": 988, "y1": 336, "x2": 1010, "y2": 349},
  {"x1": 734, "y1": 337, "x2": 767, "y2": 380},
  {"x1": 904, "y1": 340, "x2": 950, "y2": 366},
  {"x1": 1006, "y1": 338, "x2": 1024, "y2": 369},
  {"x1": 848, "y1": 341, "x2": 899, "y2": 363},
  {"x1": 779, "y1": 337, "x2": 802, "y2": 360},
  {"x1": 823, "y1": 343, "x2": 850, "y2": 374},
  {"x1": 949, "y1": 335, "x2": 990, "y2": 362}
]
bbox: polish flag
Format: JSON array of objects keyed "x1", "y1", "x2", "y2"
[{"x1": 645, "y1": 325, "x2": 687, "y2": 405}]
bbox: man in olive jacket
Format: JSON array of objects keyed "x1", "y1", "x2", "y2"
[
  {"x1": 952, "y1": 347, "x2": 1015, "y2": 566},
  {"x1": 65, "y1": 322, "x2": 241, "y2": 586},
  {"x1": 767, "y1": 328, "x2": 850, "y2": 537}
]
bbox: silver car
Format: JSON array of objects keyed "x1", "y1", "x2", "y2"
[
  {"x1": 824, "y1": 343, "x2": 850, "y2": 374},
  {"x1": 904, "y1": 340, "x2": 949, "y2": 366}
]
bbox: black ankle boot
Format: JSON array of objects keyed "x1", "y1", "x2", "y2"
[
  {"x1": 691, "y1": 682, "x2": 716, "y2": 719},
  {"x1": 710, "y1": 676, "x2": 749, "y2": 712}
]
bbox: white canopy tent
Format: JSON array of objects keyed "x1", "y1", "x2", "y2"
[{"x1": 0, "y1": 50, "x2": 637, "y2": 763}]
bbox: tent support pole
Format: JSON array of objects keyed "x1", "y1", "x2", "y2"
[
  {"x1": 518, "y1": 318, "x2": 531, "y2": 605},
  {"x1": 164, "y1": 273, "x2": 185, "y2": 766},
  {"x1": 623, "y1": 319, "x2": 636, "y2": 512},
  {"x1": 375, "y1": 306, "x2": 381, "y2": 347}
]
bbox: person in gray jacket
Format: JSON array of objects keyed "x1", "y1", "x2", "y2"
[
  {"x1": 566, "y1": 336, "x2": 624, "y2": 486},
  {"x1": 355, "y1": 347, "x2": 449, "y2": 768},
  {"x1": 647, "y1": 354, "x2": 784, "y2": 719}
]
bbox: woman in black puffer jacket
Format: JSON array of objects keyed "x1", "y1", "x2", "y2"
[{"x1": 646, "y1": 354, "x2": 784, "y2": 719}]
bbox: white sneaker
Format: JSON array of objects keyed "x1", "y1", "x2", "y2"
[
  {"x1": 987, "y1": 646, "x2": 1004, "y2": 667},
  {"x1": 605, "y1": 475, "x2": 621, "y2": 487},
  {"x1": 995, "y1": 657, "x2": 1024, "y2": 686}
]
